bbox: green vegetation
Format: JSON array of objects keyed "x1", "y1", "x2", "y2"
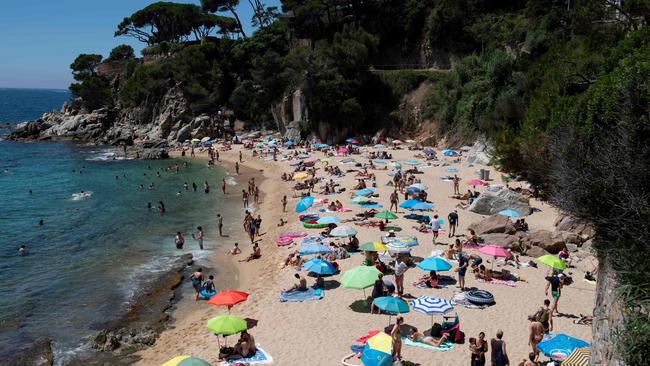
[
  {"x1": 69, "y1": 54, "x2": 111, "y2": 111},
  {"x1": 106, "y1": 45, "x2": 135, "y2": 62}
]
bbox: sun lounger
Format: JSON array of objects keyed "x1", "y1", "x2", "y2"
[
  {"x1": 402, "y1": 337, "x2": 454, "y2": 351},
  {"x1": 279, "y1": 288, "x2": 323, "y2": 302},
  {"x1": 220, "y1": 345, "x2": 273, "y2": 365}
]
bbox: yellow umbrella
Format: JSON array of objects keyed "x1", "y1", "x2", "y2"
[
  {"x1": 162, "y1": 355, "x2": 211, "y2": 366},
  {"x1": 359, "y1": 242, "x2": 388, "y2": 252},
  {"x1": 366, "y1": 332, "x2": 392, "y2": 354},
  {"x1": 293, "y1": 172, "x2": 309, "y2": 180},
  {"x1": 562, "y1": 347, "x2": 591, "y2": 366}
]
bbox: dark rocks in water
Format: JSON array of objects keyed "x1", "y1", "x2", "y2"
[
  {"x1": 140, "y1": 148, "x2": 169, "y2": 160},
  {"x1": 3, "y1": 338, "x2": 54, "y2": 366},
  {"x1": 92, "y1": 326, "x2": 156, "y2": 353}
]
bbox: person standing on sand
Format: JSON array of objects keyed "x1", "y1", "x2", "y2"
[
  {"x1": 389, "y1": 190, "x2": 399, "y2": 212},
  {"x1": 528, "y1": 320, "x2": 544, "y2": 361},
  {"x1": 192, "y1": 226, "x2": 204, "y2": 250},
  {"x1": 235, "y1": 162, "x2": 240, "y2": 174},
  {"x1": 391, "y1": 316, "x2": 404, "y2": 361},
  {"x1": 457, "y1": 253, "x2": 468, "y2": 290},
  {"x1": 282, "y1": 195, "x2": 287, "y2": 212},
  {"x1": 545, "y1": 273, "x2": 564, "y2": 315},
  {"x1": 190, "y1": 268, "x2": 203, "y2": 301},
  {"x1": 175, "y1": 232, "x2": 185, "y2": 249},
  {"x1": 221, "y1": 178, "x2": 227, "y2": 194},
  {"x1": 254, "y1": 186, "x2": 260, "y2": 204},
  {"x1": 247, "y1": 219, "x2": 257, "y2": 244},
  {"x1": 239, "y1": 150, "x2": 243, "y2": 163},
  {"x1": 448, "y1": 210, "x2": 459, "y2": 237},
  {"x1": 430, "y1": 215, "x2": 441, "y2": 243},
  {"x1": 394, "y1": 256, "x2": 408, "y2": 297},
  {"x1": 453, "y1": 174, "x2": 461, "y2": 195},
  {"x1": 217, "y1": 214, "x2": 224, "y2": 236},
  {"x1": 190, "y1": 147, "x2": 195, "y2": 157},
  {"x1": 490, "y1": 330, "x2": 509, "y2": 366},
  {"x1": 471, "y1": 331, "x2": 488, "y2": 366}
]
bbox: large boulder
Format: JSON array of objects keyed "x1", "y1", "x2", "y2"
[
  {"x1": 480, "y1": 233, "x2": 521, "y2": 250},
  {"x1": 468, "y1": 215, "x2": 516, "y2": 235},
  {"x1": 469, "y1": 188, "x2": 531, "y2": 216},
  {"x1": 525, "y1": 246, "x2": 548, "y2": 258},
  {"x1": 522, "y1": 229, "x2": 566, "y2": 254},
  {"x1": 175, "y1": 124, "x2": 192, "y2": 143},
  {"x1": 554, "y1": 214, "x2": 595, "y2": 240}
]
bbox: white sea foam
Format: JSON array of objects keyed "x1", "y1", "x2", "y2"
[
  {"x1": 71, "y1": 191, "x2": 92, "y2": 200},
  {"x1": 226, "y1": 176, "x2": 237, "y2": 186}
]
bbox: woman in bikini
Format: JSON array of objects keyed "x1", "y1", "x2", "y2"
[
  {"x1": 409, "y1": 326, "x2": 449, "y2": 347},
  {"x1": 391, "y1": 317, "x2": 404, "y2": 361}
]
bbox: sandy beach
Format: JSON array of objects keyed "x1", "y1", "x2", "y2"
[{"x1": 136, "y1": 144, "x2": 596, "y2": 366}]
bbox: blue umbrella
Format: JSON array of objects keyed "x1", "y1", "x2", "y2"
[
  {"x1": 360, "y1": 342, "x2": 392, "y2": 366},
  {"x1": 442, "y1": 149, "x2": 457, "y2": 156},
  {"x1": 447, "y1": 167, "x2": 459, "y2": 173},
  {"x1": 284, "y1": 140, "x2": 295, "y2": 146},
  {"x1": 410, "y1": 202, "x2": 434, "y2": 211},
  {"x1": 411, "y1": 296, "x2": 454, "y2": 326},
  {"x1": 360, "y1": 203, "x2": 382, "y2": 209},
  {"x1": 417, "y1": 257, "x2": 452, "y2": 271},
  {"x1": 372, "y1": 159, "x2": 387, "y2": 164},
  {"x1": 537, "y1": 334, "x2": 590, "y2": 360},
  {"x1": 372, "y1": 297, "x2": 410, "y2": 314},
  {"x1": 313, "y1": 143, "x2": 329, "y2": 149},
  {"x1": 405, "y1": 186, "x2": 422, "y2": 194},
  {"x1": 299, "y1": 243, "x2": 333, "y2": 256},
  {"x1": 295, "y1": 196, "x2": 315, "y2": 213},
  {"x1": 317, "y1": 216, "x2": 341, "y2": 225},
  {"x1": 355, "y1": 188, "x2": 375, "y2": 196},
  {"x1": 498, "y1": 209, "x2": 524, "y2": 217},
  {"x1": 404, "y1": 159, "x2": 421, "y2": 166},
  {"x1": 399, "y1": 199, "x2": 421, "y2": 209},
  {"x1": 303, "y1": 258, "x2": 336, "y2": 275}
]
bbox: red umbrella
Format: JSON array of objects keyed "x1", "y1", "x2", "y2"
[
  {"x1": 468, "y1": 179, "x2": 486, "y2": 187},
  {"x1": 208, "y1": 290, "x2": 249, "y2": 312}
]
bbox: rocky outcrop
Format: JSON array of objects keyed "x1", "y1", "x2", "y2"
[
  {"x1": 468, "y1": 215, "x2": 516, "y2": 235},
  {"x1": 554, "y1": 214, "x2": 595, "y2": 242},
  {"x1": 272, "y1": 89, "x2": 307, "y2": 141},
  {"x1": 3, "y1": 338, "x2": 54, "y2": 366},
  {"x1": 469, "y1": 188, "x2": 532, "y2": 216},
  {"x1": 591, "y1": 257, "x2": 625, "y2": 366},
  {"x1": 92, "y1": 326, "x2": 157, "y2": 353}
]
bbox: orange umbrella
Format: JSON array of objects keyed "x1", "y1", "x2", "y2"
[{"x1": 208, "y1": 290, "x2": 249, "y2": 312}]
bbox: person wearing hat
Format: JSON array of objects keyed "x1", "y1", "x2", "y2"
[
  {"x1": 545, "y1": 272, "x2": 565, "y2": 315},
  {"x1": 387, "y1": 229, "x2": 396, "y2": 238}
]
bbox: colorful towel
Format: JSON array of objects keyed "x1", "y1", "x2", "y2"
[
  {"x1": 478, "y1": 278, "x2": 517, "y2": 287},
  {"x1": 220, "y1": 346, "x2": 273, "y2": 365},
  {"x1": 402, "y1": 337, "x2": 454, "y2": 351},
  {"x1": 279, "y1": 288, "x2": 323, "y2": 302}
]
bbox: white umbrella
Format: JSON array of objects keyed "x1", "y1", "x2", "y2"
[{"x1": 330, "y1": 226, "x2": 358, "y2": 237}]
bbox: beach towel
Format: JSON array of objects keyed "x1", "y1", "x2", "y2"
[
  {"x1": 477, "y1": 278, "x2": 517, "y2": 287},
  {"x1": 279, "y1": 288, "x2": 323, "y2": 302},
  {"x1": 220, "y1": 346, "x2": 273, "y2": 365},
  {"x1": 402, "y1": 337, "x2": 454, "y2": 351},
  {"x1": 451, "y1": 292, "x2": 488, "y2": 309},
  {"x1": 415, "y1": 283, "x2": 447, "y2": 289},
  {"x1": 583, "y1": 278, "x2": 596, "y2": 285},
  {"x1": 280, "y1": 231, "x2": 307, "y2": 238}
]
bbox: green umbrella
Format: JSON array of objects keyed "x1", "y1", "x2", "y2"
[
  {"x1": 538, "y1": 254, "x2": 567, "y2": 270},
  {"x1": 342, "y1": 265, "x2": 382, "y2": 301},
  {"x1": 375, "y1": 211, "x2": 398, "y2": 222},
  {"x1": 191, "y1": 138, "x2": 201, "y2": 143},
  {"x1": 206, "y1": 315, "x2": 247, "y2": 335},
  {"x1": 359, "y1": 241, "x2": 388, "y2": 252}
]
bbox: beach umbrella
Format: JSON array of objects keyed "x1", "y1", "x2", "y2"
[
  {"x1": 317, "y1": 216, "x2": 341, "y2": 225},
  {"x1": 392, "y1": 139, "x2": 403, "y2": 145},
  {"x1": 417, "y1": 257, "x2": 452, "y2": 271},
  {"x1": 303, "y1": 258, "x2": 336, "y2": 275},
  {"x1": 372, "y1": 296, "x2": 410, "y2": 325},
  {"x1": 404, "y1": 159, "x2": 420, "y2": 166},
  {"x1": 391, "y1": 161, "x2": 402, "y2": 169},
  {"x1": 375, "y1": 211, "x2": 398, "y2": 220},
  {"x1": 293, "y1": 172, "x2": 309, "y2": 181},
  {"x1": 342, "y1": 266, "x2": 382, "y2": 299},
  {"x1": 399, "y1": 199, "x2": 421, "y2": 209},
  {"x1": 299, "y1": 243, "x2": 333, "y2": 256},
  {"x1": 538, "y1": 254, "x2": 568, "y2": 270},
  {"x1": 537, "y1": 334, "x2": 590, "y2": 361},
  {"x1": 361, "y1": 332, "x2": 392, "y2": 366},
  {"x1": 405, "y1": 186, "x2": 423, "y2": 194},
  {"x1": 372, "y1": 159, "x2": 387, "y2": 164},
  {"x1": 206, "y1": 315, "x2": 247, "y2": 336},
  {"x1": 162, "y1": 356, "x2": 211, "y2": 366},
  {"x1": 200, "y1": 137, "x2": 211, "y2": 143},
  {"x1": 387, "y1": 242, "x2": 411, "y2": 253},
  {"x1": 409, "y1": 183, "x2": 428, "y2": 191},
  {"x1": 479, "y1": 245, "x2": 511, "y2": 269},
  {"x1": 468, "y1": 179, "x2": 486, "y2": 186},
  {"x1": 284, "y1": 140, "x2": 295, "y2": 146},
  {"x1": 374, "y1": 144, "x2": 386, "y2": 149},
  {"x1": 330, "y1": 225, "x2": 358, "y2": 237},
  {"x1": 208, "y1": 290, "x2": 249, "y2": 312},
  {"x1": 359, "y1": 242, "x2": 388, "y2": 252},
  {"x1": 355, "y1": 188, "x2": 376, "y2": 196},
  {"x1": 498, "y1": 209, "x2": 524, "y2": 217},
  {"x1": 352, "y1": 196, "x2": 372, "y2": 203},
  {"x1": 338, "y1": 147, "x2": 349, "y2": 154},
  {"x1": 295, "y1": 196, "x2": 314, "y2": 213},
  {"x1": 442, "y1": 149, "x2": 457, "y2": 156},
  {"x1": 410, "y1": 202, "x2": 434, "y2": 211},
  {"x1": 411, "y1": 296, "x2": 454, "y2": 326},
  {"x1": 562, "y1": 347, "x2": 591, "y2": 366}
]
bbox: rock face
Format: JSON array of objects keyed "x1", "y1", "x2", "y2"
[
  {"x1": 468, "y1": 215, "x2": 516, "y2": 235},
  {"x1": 591, "y1": 257, "x2": 625, "y2": 366},
  {"x1": 272, "y1": 89, "x2": 307, "y2": 141},
  {"x1": 3, "y1": 338, "x2": 54, "y2": 366},
  {"x1": 469, "y1": 188, "x2": 532, "y2": 216}
]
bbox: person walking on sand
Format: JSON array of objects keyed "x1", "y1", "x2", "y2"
[
  {"x1": 242, "y1": 190, "x2": 249, "y2": 208},
  {"x1": 235, "y1": 162, "x2": 240, "y2": 174},
  {"x1": 453, "y1": 174, "x2": 460, "y2": 195},
  {"x1": 490, "y1": 330, "x2": 509, "y2": 366},
  {"x1": 545, "y1": 273, "x2": 564, "y2": 315},
  {"x1": 282, "y1": 195, "x2": 287, "y2": 212},
  {"x1": 391, "y1": 316, "x2": 404, "y2": 361},
  {"x1": 430, "y1": 215, "x2": 441, "y2": 243},
  {"x1": 254, "y1": 186, "x2": 260, "y2": 204},
  {"x1": 175, "y1": 232, "x2": 185, "y2": 249},
  {"x1": 190, "y1": 268, "x2": 203, "y2": 301},
  {"x1": 221, "y1": 178, "x2": 227, "y2": 194},
  {"x1": 247, "y1": 219, "x2": 257, "y2": 244},
  {"x1": 239, "y1": 150, "x2": 243, "y2": 163},
  {"x1": 389, "y1": 190, "x2": 399, "y2": 212},
  {"x1": 457, "y1": 253, "x2": 468, "y2": 291},
  {"x1": 216, "y1": 150, "x2": 219, "y2": 162},
  {"x1": 471, "y1": 331, "x2": 488, "y2": 366},
  {"x1": 448, "y1": 210, "x2": 459, "y2": 237},
  {"x1": 529, "y1": 319, "x2": 544, "y2": 361},
  {"x1": 192, "y1": 226, "x2": 204, "y2": 250},
  {"x1": 394, "y1": 256, "x2": 408, "y2": 297},
  {"x1": 217, "y1": 214, "x2": 224, "y2": 237}
]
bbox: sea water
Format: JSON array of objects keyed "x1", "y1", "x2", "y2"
[{"x1": 0, "y1": 89, "x2": 237, "y2": 360}]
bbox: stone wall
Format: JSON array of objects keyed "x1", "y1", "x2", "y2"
[{"x1": 592, "y1": 256, "x2": 626, "y2": 365}]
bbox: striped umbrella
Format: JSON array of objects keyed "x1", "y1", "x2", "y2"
[
  {"x1": 562, "y1": 347, "x2": 591, "y2": 366},
  {"x1": 411, "y1": 296, "x2": 454, "y2": 326},
  {"x1": 330, "y1": 225, "x2": 358, "y2": 237}
]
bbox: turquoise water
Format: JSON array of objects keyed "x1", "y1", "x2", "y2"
[{"x1": 0, "y1": 89, "x2": 236, "y2": 360}]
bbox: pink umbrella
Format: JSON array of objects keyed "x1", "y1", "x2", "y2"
[
  {"x1": 337, "y1": 147, "x2": 348, "y2": 153},
  {"x1": 468, "y1": 179, "x2": 486, "y2": 187},
  {"x1": 478, "y1": 245, "x2": 511, "y2": 269}
]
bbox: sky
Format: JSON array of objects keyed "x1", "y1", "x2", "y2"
[{"x1": 0, "y1": 0, "x2": 282, "y2": 89}]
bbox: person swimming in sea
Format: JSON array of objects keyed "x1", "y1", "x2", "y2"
[
  {"x1": 158, "y1": 201, "x2": 166, "y2": 213},
  {"x1": 19, "y1": 244, "x2": 27, "y2": 255},
  {"x1": 38, "y1": 219, "x2": 44, "y2": 226}
]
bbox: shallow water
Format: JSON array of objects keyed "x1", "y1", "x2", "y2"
[{"x1": 0, "y1": 89, "x2": 238, "y2": 360}]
